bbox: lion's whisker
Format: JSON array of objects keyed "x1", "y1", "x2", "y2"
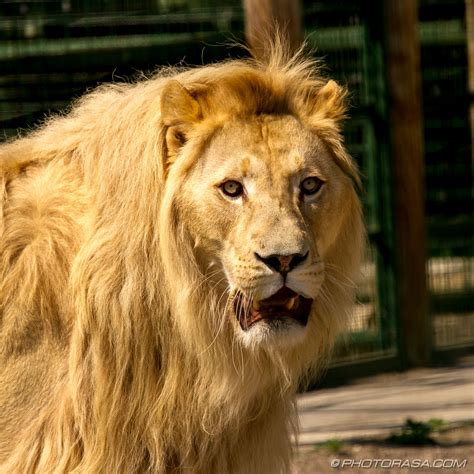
[{"x1": 325, "y1": 262, "x2": 357, "y2": 287}]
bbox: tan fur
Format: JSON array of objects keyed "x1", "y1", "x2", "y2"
[{"x1": 0, "y1": 44, "x2": 364, "y2": 473}]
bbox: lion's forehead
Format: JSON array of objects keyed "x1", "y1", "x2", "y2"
[
  {"x1": 204, "y1": 116, "x2": 326, "y2": 181},
  {"x1": 221, "y1": 115, "x2": 312, "y2": 154}
]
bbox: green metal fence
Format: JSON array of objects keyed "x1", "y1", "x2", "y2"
[
  {"x1": 0, "y1": 0, "x2": 245, "y2": 140},
  {"x1": 1, "y1": 0, "x2": 472, "y2": 373},
  {"x1": 419, "y1": 3, "x2": 474, "y2": 352},
  {"x1": 303, "y1": 2, "x2": 400, "y2": 368}
]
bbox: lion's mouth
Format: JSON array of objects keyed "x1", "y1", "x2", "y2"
[{"x1": 234, "y1": 286, "x2": 313, "y2": 331}]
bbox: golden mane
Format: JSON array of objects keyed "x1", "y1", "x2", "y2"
[{"x1": 0, "y1": 44, "x2": 364, "y2": 473}]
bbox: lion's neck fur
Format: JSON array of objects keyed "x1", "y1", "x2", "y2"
[{"x1": 0, "y1": 46, "x2": 363, "y2": 473}]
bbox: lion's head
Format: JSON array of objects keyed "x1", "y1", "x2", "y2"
[{"x1": 158, "y1": 58, "x2": 364, "y2": 367}]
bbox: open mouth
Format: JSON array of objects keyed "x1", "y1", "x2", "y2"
[{"x1": 234, "y1": 286, "x2": 313, "y2": 331}]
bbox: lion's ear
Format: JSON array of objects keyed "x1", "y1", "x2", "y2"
[
  {"x1": 161, "y1": 81, "x2": 202, "y2": 161},
  {"x1": 161, "y1": 80, "x2": 201, "y2": 127},
  {"x1": 306, "y1": 80, "x2": 348, "y2": 123}
]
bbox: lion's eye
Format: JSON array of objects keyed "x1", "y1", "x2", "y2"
[
  {"x1": 300, "y1": 177, "x2": 324, "y2": 196},
  {"x1": 220, "y1": 180, "x2": 244, "y2": 198}
]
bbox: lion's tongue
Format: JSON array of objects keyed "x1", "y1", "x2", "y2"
[
  {"x1": 235, "y1": 285, "x2": 313, "y2": 331},
  {"x1": 256, "y1": 287, "x2": 297, "y2": 308},
  {"x1": 242, "y1": 287, "x2": 299, "y2": 329}
]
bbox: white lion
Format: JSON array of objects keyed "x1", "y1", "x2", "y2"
[{"x1": 0, "y1": 44, "x2": 364, "y2": 473}]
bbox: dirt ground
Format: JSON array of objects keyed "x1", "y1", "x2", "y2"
[{"x1": 294, "y1": 425, "x2": 473, "y2": 473}]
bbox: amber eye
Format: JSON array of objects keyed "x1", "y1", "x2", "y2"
[
  {"x1": 220, "y1": 180, "x2": 244, "y2": 198},
  {"x1": 300, "y1": 176, "x2": 324, "y2": 196}
]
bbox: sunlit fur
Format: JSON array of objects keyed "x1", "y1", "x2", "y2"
[{"x1": 0, "y1": 41, "x2": 364, "y2": 473}]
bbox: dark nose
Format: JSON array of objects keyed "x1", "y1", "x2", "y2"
[{"x1": 255, "y1": 252, "x2": 308, "y2": 275}]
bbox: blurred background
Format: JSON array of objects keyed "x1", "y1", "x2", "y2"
[{"x1": 0, "y1": 0, "x2": 472, "y2": 383}]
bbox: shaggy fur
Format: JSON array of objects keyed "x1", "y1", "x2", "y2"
[{"x1": 0, "y1": 43, "x2": 364, "y2": 473}]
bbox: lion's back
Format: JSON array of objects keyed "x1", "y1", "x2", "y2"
[{"x1": 0, "y1": 150, "x2": 88, "y2": 458}]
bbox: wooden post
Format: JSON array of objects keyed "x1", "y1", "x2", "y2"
[
  {"x1": 466, "y1": 0, "x2": 474, "y2": 163},
  {"x1": 383, "y1": 0, "x2": 430, "y2": 366},
  {"x1": 243, "y1": 0, "x2": 303, "y2": 59}
]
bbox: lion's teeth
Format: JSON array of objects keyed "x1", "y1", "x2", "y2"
[
  {"x1": 286, "y1": 297, "x2": 296, "y2": 310},
  {"x1": 253, "y1": 300, "x2": 261, "y2": 310}
]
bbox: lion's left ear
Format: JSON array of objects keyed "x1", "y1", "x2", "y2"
[
  {"x1": 306, "y1": 80, "x2": 348, "y2": 124},
  {"x1": 160, "y1": 80, "x2": 202, "y2": 161}
]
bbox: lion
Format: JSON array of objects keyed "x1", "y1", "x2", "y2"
[{"x1": 0, "y1": 43, "x2": 364, "y2": 473}]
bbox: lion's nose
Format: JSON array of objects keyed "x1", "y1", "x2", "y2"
[{"x1": 255, "y1": 252, "x2": 308, "y2": 275}]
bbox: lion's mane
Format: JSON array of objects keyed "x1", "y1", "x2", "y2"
[{"x1": 0, "y1": 43, "x2": 364, "y2": 473}]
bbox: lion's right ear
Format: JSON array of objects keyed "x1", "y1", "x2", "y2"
[{"x1": 160, "y1": 81, "x2": 202, "y2": 161}]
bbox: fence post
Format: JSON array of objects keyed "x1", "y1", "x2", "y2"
[
  {"x1": 383, "y1": 0, "x2": 430, "y2": 366},
  {"x1": 467, "y1": 0, "x2": 474, "y2": 163},
  {"x1": 243, "y1": 0, "x2": 302, "y2": 58}
]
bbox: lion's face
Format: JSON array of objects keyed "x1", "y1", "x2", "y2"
[{"x1": 179, "y1": 114, "x2": 356, "y2": 348}]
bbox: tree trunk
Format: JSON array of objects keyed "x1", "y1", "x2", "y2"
[
  {"x1": 243, "y1": 0, "x2": 302, "y2": 60},
  {"x1": 383, "y1": 0, "x2": 430, "y2": 366},
  {"x1": 466, "y1": 0, "x2": 474, "y2": 163}
]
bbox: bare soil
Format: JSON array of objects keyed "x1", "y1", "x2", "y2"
[{"x1": 294, "y1": 426, "x2": 474, "y2": 473}]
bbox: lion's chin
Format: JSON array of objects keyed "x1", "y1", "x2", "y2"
[{"x1": 233, "y1": 286, "x2": 313, "y2": 347}]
